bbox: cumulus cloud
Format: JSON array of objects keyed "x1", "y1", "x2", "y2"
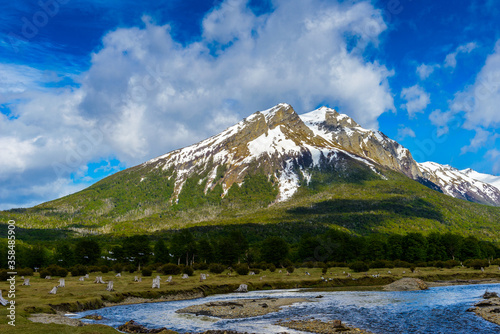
[
  {"x1": 428, "y1": 109, "x2": 457, "y2": 136},
  {"x1": 416, "y1": 63, "x2": 438, "y2": 80},
  {"x1": 444, "y1": 42, "x2": 478, "y2": 68},
  {"x1": 397, "y1": 126, "x2": 416, "y2": 140},
  {"x1": 485, "y1": 149, "x2": 500, "y2": 174},
  {"x1": 0, "y1": 0, "x2": 396, "y2": 209},
  {"x1": 460, "y1": 128, "x2": 499, "y2": 154},
  {"x1": 400, "y1": 84, "x2": 430, "y2": 117},
  {"x1": 455, "y1": 40, "x2": 500, "y2": 129}
]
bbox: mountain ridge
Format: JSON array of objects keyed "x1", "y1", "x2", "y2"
[{"x1": 2, "y1": 103, "x2": 500, "y2": 240}]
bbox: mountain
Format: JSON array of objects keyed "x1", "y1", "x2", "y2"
[
  {"x1": 145, "y1": 103, "x2": 421, "y2": 204},
  {"x1": 3, "y1": 103, "x2": 500, "y2": 239},
  {"x1": 418, "y1": 162, "x2": 500, "y2": 207},
  {"x1": 461, "y1": 168, "x2": 500, "y2": 191}
]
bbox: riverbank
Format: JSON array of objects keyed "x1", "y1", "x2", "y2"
[
  {"x1": 1, "y1": 266, "x2": 499, "y2": 333},
  {"x1": 469, "y1": 293, "x2": 500, "y2": 326},
  {"x1": 276, "y1": 319, "x2": 375, "y2": 334},
  {"x1": 176, "y1": 297, "x2": 310, "y2": 319}
]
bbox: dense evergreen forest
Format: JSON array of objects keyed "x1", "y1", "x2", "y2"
[{"x1": 1, "y1": 225, "x2": 499, "y2": 278}]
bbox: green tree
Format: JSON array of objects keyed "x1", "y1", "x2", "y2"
[
  {"x1": 53, "y1": 243, "x2": 74, "y2": 268},
  {"x1": 387, "y1": 234, "x2": 404, "y2": 260},
  {"x1": 363, "y1": 235, "x2": 386, "y2": 261},
  {"x1": 154, "y1": 239, "x2": 170, "y2": 264},
  {"x1": 197, "y1": 238, "x2": 215, "y2": 263},
  {"x1": 170, "y1": 230, "x2": 197, "y2": 265},
  {"x1": 260, "y1": 236, "x2": 289, "y2": 265},
  {"x1": 123, "y1": 235, "x2": 151, "y2": 267},
  {"x1": 75, "y1": 239, "x2": 101, "y2": 265},
  {"x1": 441, "y1": 233, "x2": 462, "y2": 260},
  {"x1": 403, "y1": 233, "x2": 427, "y2": 263},
  {"x1": 461, "y1": 236, "x2": 481, "y2": 260},
  {"x1": 426, "y1": 233, "x2": 446, "y2": 261}
]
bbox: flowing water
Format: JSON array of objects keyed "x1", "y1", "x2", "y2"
[{"x1": 72, "y1": 283, "x2": 500, "y2": 333}]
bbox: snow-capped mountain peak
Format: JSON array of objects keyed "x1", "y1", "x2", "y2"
[
  {"x1": 460, "y1": 168, "x2": 500, "y2": 191},
  {"x1": 143, "y1": 103, "x2": 500, "y2": 207},
  {"x1": 418, "y1": 162, "x2": 500, "y2": 206}
]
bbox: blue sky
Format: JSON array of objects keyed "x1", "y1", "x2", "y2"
[{"x1": 0, "y1": 0, "x2": 499, "y2": 210}]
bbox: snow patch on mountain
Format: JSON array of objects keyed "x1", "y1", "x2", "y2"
[
  {"x1": 418, "y1": 162, "x2": 500, "y2": 206},
  {"x1": 461, "y1": 168, "x2": 500, "y2": 191}
]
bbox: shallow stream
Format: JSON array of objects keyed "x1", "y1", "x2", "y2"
[{"x1": 72, "y1": 283, "x2": 500, "y2": 333}]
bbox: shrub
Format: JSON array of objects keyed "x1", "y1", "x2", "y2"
[
  {"x1": 304, "y1": 261, "x2": 314, "y2": 268},
  {"x1": 193, "y1": 263, "x2": 209, "y2": 270},
  {"x1": 125, "y1": 264, "x2": 136, "y2": 273},
  {"x1": 349, "y1": 261, "x2": 369, "y2": 273},
  {"x1": 369, "y1": 260, "x2": 386, "y2": 269},
  {"x1": 251, "y1": 268, "x2": 260, "y2": 275},
  {"x1": 322, "y1": 266, "x2": 328, "y2": 274},
  {"x1": 70, "y1": 264, "x2": 88, "y2": 276},
  {"x1": 444, "y1": 260, "x2": 460, "y2": 269},
  {"x1": 0, "y1": 269, "x2": 8, "y2": 281},
  {"x1": 100, "y1": 265, "x2": 110, "y2": 273},
  {"x1": 161, "y1": 264, "x2": 181, "y2": 275},
  {"x1": 434, "y1": 261, "x2": 445, "y2": 268},
  {"x1": 286, "y1": 266, "x2": 295, "y2": 274},
  {"x1": 57, "y1": 267, "x2": 68, "y2": 277},
  {"x1": 17, "y1": 268, "x2": 34, "y2": 276},
  {"x1": 491, "y1": 258, "x2": 500, "y2": 266},
  {"x1": 141, "y1": 268, "x2": 152, "y2": 276},
  {"x1": 465, "y1": 259, "x2": 489, "y2": 270},
  {"x1": 88, "y1": 266, "x2": 101, "y2": 273},
  {"x1": 39, "y1": 269, "x2": 51, "y2": 278},
  {"x1": 46, "y1": 265, "x2": 68, "y2": 277},
  {"x1": 112, "y1": 263, "x2": 123, "y2": 274},
  {"x1": 258, "y1": 262, "x2": 269, "y2": 270},
  {"x1": 282, "y1": 259, "x2": 293, "y2": 268},
  {"x1": 209, "y1": 263, "x2": 225, "y2": 274},
  {"x1": 182, "y1": 266, "x2": 194, "y2": 276},
  {"x1": 268, "y1": 264, "x2": 276, "y2": 272},
  {"x1": 327, "y1": 261, "x2": 346, "y2": 268},
  {"x1": 410, "y1": 265, "x2": 416, "y2": 273},
  {"x1": 394, "y1": 260, "x2": 412, "y2": 268},
  {"x1": 235, "y1": 264, "x2": 249, "y2": 275}
]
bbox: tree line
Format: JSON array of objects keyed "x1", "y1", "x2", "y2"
[{"x1": 1, "y1": 229, "x2": 499, "y2": 272}]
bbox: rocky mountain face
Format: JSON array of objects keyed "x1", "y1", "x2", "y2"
[
  {"x1": 461, "y1": 168, "x2": 500, "y2": 191},
  {"x1": 418, "y1": 162, "x2": 500, "y2": 207},
  {"x1": 143, "y1": 103, "x2": 500, "y2": 207},
  {"x1": 144, "y1": 104, "x2": 420, "y2": 203}
]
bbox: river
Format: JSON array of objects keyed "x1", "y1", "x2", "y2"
[{"x1": 72, "y1": 283, "x2": 500, "y2": 333}]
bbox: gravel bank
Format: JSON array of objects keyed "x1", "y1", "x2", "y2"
[
  {"x1": 176, "y1": 297, "x2": 310, "y2": 319},
  {"x1": 28, "y1": 312, "x2": 85, "y2": 327},
  {"x1": 383, "y1": 278, "x2": 428, "y2": 291},
  {"x1": 276, "y1": 319, "x2": 374, "y2": 334},
  {"x1": 469, "y1": 295, "x2": 500, "y2": 326}
]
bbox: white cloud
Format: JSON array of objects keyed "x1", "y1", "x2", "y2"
[
  {"x1": 0, "y1": 0, "x2": 395, "y2": 209},
  {"x1": 400, "y1": 84, "x2": 430, "y2": 117},
  {"x1": 397, "y1": 126, "x2": 416, "y2": 140},
  {"x1": 460, "y1": 128, "x2": 499, "y2": 154},
  {"x1": 416, "y1": 63, "x2": 438, "y2": 80},
  {"x1": 485, "y1": 149, "x2": 500, "y2": 174},
  {"x1": 450, "y1": 40, "x2": 500, "y2": 129},
  {"x1": 444, "y1": 42, "x2": 478, "y2": 68},
  {"x1": 428, "y1": 109, "x2": 457, "y2": 136}
]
